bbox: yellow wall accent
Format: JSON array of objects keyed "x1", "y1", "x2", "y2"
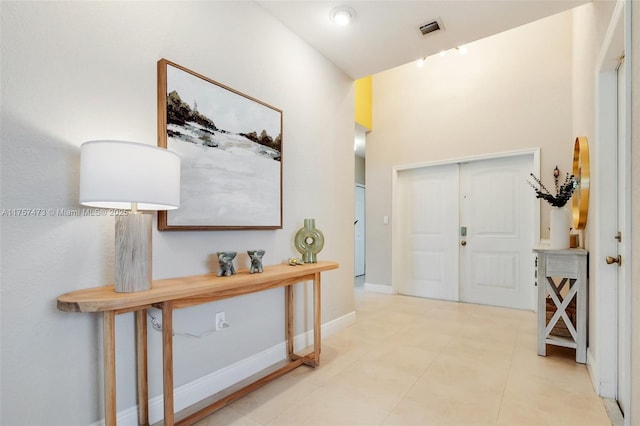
[{"x1": 354, "y1": 76, "x2": 372, "y2": 131}]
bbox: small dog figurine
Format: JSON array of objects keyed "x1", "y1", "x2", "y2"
[
  {"x1": 216, "y1": 251, "x2": 237, "y2": 277},
  {"x1": 247, "y1": 250, "x2": 265, "y2": 274}
]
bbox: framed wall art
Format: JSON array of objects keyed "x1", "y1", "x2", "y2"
[{"x1": 157, "y1": 59, "x2": 283, "y2": 230}]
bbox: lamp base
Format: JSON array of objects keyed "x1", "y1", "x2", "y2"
[{"x1": 115, "y1": 213, "x2": 152, "y2": 292}]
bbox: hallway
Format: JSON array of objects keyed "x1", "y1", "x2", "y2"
[{"x1": 196, "y1": 290, "x2": 611, "y2": 425}]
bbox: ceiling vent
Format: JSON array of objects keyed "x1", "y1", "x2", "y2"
[{"x1": 418, "y1": 19, "x2": 443, "y2": 37}]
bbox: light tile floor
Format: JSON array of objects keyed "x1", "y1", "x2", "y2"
[{"x1": 195, "y1": 287, "x2": 611, "y2": 426}]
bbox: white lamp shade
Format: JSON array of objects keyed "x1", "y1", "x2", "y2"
[{"x1": 80, "y1": 140, "x2": 181, "y2": 210}]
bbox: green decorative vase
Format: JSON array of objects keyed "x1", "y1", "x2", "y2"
[{"x1": 294, "y1": 218, "x2": 325, "y2": 263}]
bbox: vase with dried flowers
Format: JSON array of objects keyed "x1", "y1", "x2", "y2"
[{"x1": 529, "y1": 166, "x2": 577, "y2": 249}]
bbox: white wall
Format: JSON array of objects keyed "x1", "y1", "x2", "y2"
[
  {"x1": 571, "y1": 1, "x2": 601, "y2": 387},
  {"x1": 366, "y1": 12, "x2": 574, "y2": 288},
  {"x1": 0, "y1": 2, "x2": 355, "y2": 424},
  {"x1": 571, "y1": 6, "x2": 640, "y2": 420},
  {"x1": 571, "y1": 1, "x2": 619, "y2": 399}
]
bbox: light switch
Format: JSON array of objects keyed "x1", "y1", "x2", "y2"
[{"x1": 383, "y1": 216, "x2": 389, "y2": 225}]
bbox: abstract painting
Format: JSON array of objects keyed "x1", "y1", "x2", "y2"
[{"x1": 157, "y1": 59, "x2": 282, "y2": 230}]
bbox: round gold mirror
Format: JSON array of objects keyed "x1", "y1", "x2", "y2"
[{"x1": 572, "y1": 136, "x2": 590, "y2": 229}]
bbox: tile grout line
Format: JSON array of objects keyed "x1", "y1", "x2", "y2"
[
  {"x1": 493, "y1": 316, "x2": 525, "y2": 425},
  {"x1": 381, "y1": 338, "x2": 451, "y2": 425}
]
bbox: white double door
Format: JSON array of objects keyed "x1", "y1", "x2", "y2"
[{"x1": 397, "y1": 154, "x2": 534, "y2": 310}]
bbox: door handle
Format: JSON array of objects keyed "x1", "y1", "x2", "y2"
[
  {"x1": 606, "y1": 255, "x2": 621, "y2": 265},
  {"x1": 461, "y1": 240, "x2": 467, "y2": 246}
]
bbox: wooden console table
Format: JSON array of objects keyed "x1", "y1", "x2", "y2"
[
  {"x1": 533, "y1": 247, "x2": 587, "y2": 363},
  {"x1": 57, "y1": 261, "x2": 339, "y2": 426}
]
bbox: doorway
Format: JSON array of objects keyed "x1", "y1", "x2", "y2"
[
  {"x1": 593, "y1": 2, "x2": 631, "y2": 419},
  {"x1": 355, "y1": 184, "x2": 366, "y2": 277},
  {"x1": 615, "y1": 53, "x2": 631, "y2": 420},
  {"x1": 394, "y1": 151, "x2": 537, "y2": 310}
]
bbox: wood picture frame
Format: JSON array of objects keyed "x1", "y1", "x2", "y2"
[{"x1": 157, "y1": 59, "x2": 283, "y2": 230}]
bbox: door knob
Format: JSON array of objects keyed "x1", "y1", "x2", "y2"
[
  {"x1": 461, "y1": 240, "x2": 467, "y2": 246},
  {"x1": 606, "y1": 255, "x2": 621, "y2": 265}
]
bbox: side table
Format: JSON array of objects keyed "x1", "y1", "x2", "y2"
[{"x1": 533, "y1": 247, "x2": 588, "y2": 363}]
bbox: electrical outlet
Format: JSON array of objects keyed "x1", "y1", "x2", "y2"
[{"x1": 215, "y1": 312, "x2": 226, "y2": 331}]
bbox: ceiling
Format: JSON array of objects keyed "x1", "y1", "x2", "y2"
[{"x1": 257, "y1": 0, "x2": 590, "y2": 80}]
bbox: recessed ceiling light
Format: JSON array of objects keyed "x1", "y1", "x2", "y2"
[{"x1": 330, "y1": 6, "x2": 355, "y2": 26}]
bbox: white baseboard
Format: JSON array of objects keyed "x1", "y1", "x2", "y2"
[
  {"x1": 587, "y1": 347, "x2": 617, "y2": 399},
  {"x1": 587, "y1": 348, "x2": 600, "y2": 393},
  {"x1": 92, "y1": 311, "x2": 356, "y2": 426},
  {"x1": 603, "y1": 398, "x2": 625, "y2": 426},
  {"x1": 364, "y1": 282, "x2": 395, "y2": 295}
]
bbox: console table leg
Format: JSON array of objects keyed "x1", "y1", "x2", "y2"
[
  {"x1": 162, "y1": 302, "x2": 174, "y2": 425},
  {"x1": 286, "y1": 286, "x2": 294, "y2": 358},
  {"x1": 313, "y1": 272, "x2": 321, "y2": 366},
  {"x1": 135, "y1": 309, "x2": 149, "y2": 425},
  {"x1": 103, "y1": 311, "x2": 117, "y2": 426}
]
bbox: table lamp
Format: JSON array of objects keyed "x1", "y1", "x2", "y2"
[{"x1": 79, "y1": 140, "x2": 181, "y2": 292}]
